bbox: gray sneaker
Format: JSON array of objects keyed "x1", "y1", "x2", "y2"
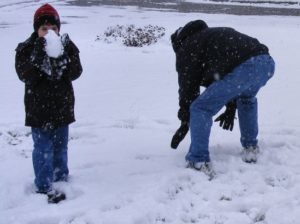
[
  {"x1": 241, "y1": 146, "x2": 259, "y2": 163},
  {"x1": 186, "y1": 161, "x2": 216, "y2": 180}
]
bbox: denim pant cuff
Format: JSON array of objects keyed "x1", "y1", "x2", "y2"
[{"x1": 185, "y1": 153, "x2": 210, "y2": 163}]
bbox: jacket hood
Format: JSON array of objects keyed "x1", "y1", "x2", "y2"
[{"x1": 171, "y1": 20, "x2": 208, "y2": 52}]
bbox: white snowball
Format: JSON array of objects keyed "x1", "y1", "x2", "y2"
[{"x1": 44, "y1": 30, "x2": 63, "y2": 58}]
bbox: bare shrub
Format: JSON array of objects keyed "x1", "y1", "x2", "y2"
[{"x1": 96, "y1": 24, "x2": 166, "y2": 47}]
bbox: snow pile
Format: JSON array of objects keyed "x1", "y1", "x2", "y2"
[
  {"x1": 44, "y1": 30, "x2": 63, "y2": 58},
  {"x1": 96, "y1": 25, "x2": 166, "y2": 47}
]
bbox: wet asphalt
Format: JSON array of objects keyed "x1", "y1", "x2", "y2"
[{"x1": 66, "y1": 0, "x2": 300, "y2": 16}]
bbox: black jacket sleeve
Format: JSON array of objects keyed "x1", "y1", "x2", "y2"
[
  {"x1": 62, "y1": 41, "x2": 83, "y2": 81},
  {"x1": 176, "y1": 57, "x2": 200, "y2": 123},
  {"x1": 15, "y1": 43, "x2": 44, "y2": 86}
]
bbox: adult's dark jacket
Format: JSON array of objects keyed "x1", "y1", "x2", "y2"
[
  {"x1": 15, "y1": 32, "x2": 82, "y2": 129},
  {"x1": 171, "y1": 20, "x2": 269, "y2": 123}
]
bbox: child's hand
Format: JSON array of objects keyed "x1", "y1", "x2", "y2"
[
  {"x1": 61, "y1": 33, "x2": 70, "y2": 48},
  {"x1": 31, "y1": 37, "x2": 52, "y2": 76},
  {"x1": 49, "y1": 34, "x2": 72, "y2": 79},
  {"x1": 52, "y1": 53, "x2": 70, "y2": 79}
]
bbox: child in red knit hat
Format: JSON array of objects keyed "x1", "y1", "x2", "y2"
[{"x1": 15, "y1": 4, "x2": 83, "y2": 204}]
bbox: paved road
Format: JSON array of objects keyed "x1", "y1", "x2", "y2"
[{"x1": 67, "y1": 0, "x2": 300, "y2": 16}]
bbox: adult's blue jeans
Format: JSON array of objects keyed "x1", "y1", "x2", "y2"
[
  {"x1": 32, "y1": 125, "x2": 69, "y2": 192},
  {"x1": 186, "y1": 55, "x2": 275, "y2": 162}
]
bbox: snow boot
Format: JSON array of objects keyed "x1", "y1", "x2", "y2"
[
  {"x1": 242, "y1": 146, "x2": 259, "y2": 163},
  {"x1": 37, "y1": 189, "x2": 66, "y2": 204},
  {"x1": 47, "y1": 190, "x2": 66, "y2": 204},
  {"x1": 186, "y1": 161, "x2": 216, "y2": 180}
]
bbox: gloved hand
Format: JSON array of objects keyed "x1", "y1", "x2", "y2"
[
  {"x1": 48, "y1": 33, "x2": 71, "y2": 80},
  {"x1": 31, "y1": 37, "x2": 52, "y2": 76},
  {"x1": 178, "y1": 108, "x2": 189, "y2": 124},
  {"x1": 61, "y1": 33, "x2": 70, "y2": 48},
  {"x1": 171, "y1": 122, "x2": 189, "y2": 149},
  {"x1": 214, "y1": 105, "x2": 236, "y2": 131},
  {"x1": 51, "y1": 53, "x2": 70, "y2": 79}
]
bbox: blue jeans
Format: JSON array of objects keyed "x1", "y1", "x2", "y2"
[
  {"x1": 186, "y1": 55, "x2": 275, "y2": 162},
  {"x1": 32, "y1": 125, "x2": 69, "y2": 192}
]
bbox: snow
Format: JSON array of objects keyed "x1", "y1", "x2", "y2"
[
  {"x1": 181, "y1": 0, "x2": 300, "y2": 9},
  {"x1": 184, "y1": 0, "x2": 300, "y2": 5},
  {"x1": 44, "y1": 29, "x2": 63, "y2": 58},
  {"x1": 1, "y1": 1, "x2": 300, "y2": 224},
  {"x1": 184, "y1": 0, "x2": 300, "y2": 2}
]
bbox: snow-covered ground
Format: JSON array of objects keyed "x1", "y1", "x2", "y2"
[
  {"x1": 184, "y1": 0, "x2": 300, "y2": 9},
  {"x1": 184, "y1": 0, "x2": 300, "y2": 4},
  {"x1": 1, "y1": 1, "x2": 300, "y2": 224}
]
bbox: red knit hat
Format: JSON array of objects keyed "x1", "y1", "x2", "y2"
[{"x1": 33, "y1": 4, "x2": 60, "y2": 31}]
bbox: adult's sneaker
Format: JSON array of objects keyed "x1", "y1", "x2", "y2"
[
  {"x1": 186, "y1": 161, "x2": 216, "y2": 180},
  {"x1": 242, "y1": 146, "x2": 259, "y2": 163}
]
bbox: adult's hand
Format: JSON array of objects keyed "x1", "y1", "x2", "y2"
[
  {"x1": 171, "y1": 122, "x2": 189, "y2": 149},
  {"x1": 214, "y1": 102, "x2": 236, "y2": 131}
]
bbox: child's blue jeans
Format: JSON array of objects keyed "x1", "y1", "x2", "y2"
[
  {"x1": 186, "y1": 55, "x2": 275, "y2": 162},
  {"x1": 31, "y1": 125, "x2": 69, "y2": 192}
]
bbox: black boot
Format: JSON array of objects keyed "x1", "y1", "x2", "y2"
[
  {"x1": 37, "y1": 189, "x2": 66, "y2": 204},
  {"x1": 47, "y1": 190, "x2": 66, "y2": 204}
]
